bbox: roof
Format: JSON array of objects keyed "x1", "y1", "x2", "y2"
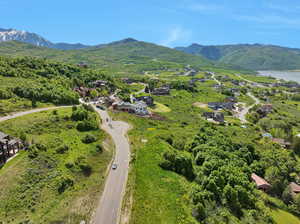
[
  {"x1": 0, "y1": 131, "x2": 8, "y2": 140},
  {"x1": 272, "y1": 138, "x2": 291, "y2": 146},
  {"x1": 251, "y1": 173, "x2": 271, "y2": 187},
  {"x1": 262, "y1": 133, "x2": 273, "y2": 138},
  {"x1": 290, "y1": 182, "x2": 300, "y2": 193}
]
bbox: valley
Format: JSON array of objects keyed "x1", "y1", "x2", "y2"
[{"x1": 0, "y1": 33, "x2": 300, "y2": 224}]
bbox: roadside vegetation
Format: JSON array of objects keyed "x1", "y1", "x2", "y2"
[{"x1": 0, "y1": 107, "x2": 112, "y2": 223}]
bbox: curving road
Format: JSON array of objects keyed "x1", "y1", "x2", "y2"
[
  {"x1": 235, "y1": 92, "x2": 261, "y2": 123},
  {"x1": 92, "y1": 107, "x2": 130, "y2": 224},
  {"x1": 211, "y1": 72, "x2": 221, "y2": 85},
  {"x1": 0, "y1": 104, "x2": 131, "y2": 224},
  {"x1": 0, "y1": 106, "x2": 71, "y2": 122}
]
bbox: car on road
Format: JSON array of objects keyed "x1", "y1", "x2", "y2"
[
  {"x1": 96, "y1": 105, "x2": 106, "y2": 110},
  {"x1": 112, "y1": 164, "x2": 118, "y2": 170}
]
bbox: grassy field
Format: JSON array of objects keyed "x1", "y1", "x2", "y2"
[
  {"x1": 150, "y1": 101, "x2": 171, "y2": 113},
  {"x1": 271, "y1": 209, "x2": 300, "y2": 224},
  {"x1": 0, "y1": 108, "x2": 112, "y2": 224}
]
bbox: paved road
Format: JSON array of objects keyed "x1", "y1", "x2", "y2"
[
  {"x1": 92, "y1": 107, "x2": 130, "y2": 224},
  {"x1": 235, "y1": 92, "x2": 260, "y2": 123},
  {"x1": 130, "y1": 83, "x2": 147, "y2": 103},
  {"x1": 211, "y1": 72, "x2": 221, "y2": 85},
  {"x1": 0, "y1": 106, "x2": 71, "y2": 122}
]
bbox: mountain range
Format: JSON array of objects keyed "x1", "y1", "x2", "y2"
[
  {"x1": 175, "y1": 43, "x2": 300, "y2": 70},
  {"x1": 1, "y1": 27, "x2": 300, "y2": 70},
  {"x1": 0, "y1": 28, "x2": 89, "y2": 50}
]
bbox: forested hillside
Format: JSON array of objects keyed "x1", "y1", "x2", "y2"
[
  {"x1": 0, "y1": 56, "x2": 114, "y2": 115},
  {"x1": 176, "y1": 43, "x2": 300, "y2": 70},
  {"x1": 0, "y1": 40, "x2": 214, "y2": 73}
]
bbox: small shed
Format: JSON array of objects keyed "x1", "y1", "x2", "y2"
[
  {"x1": 290, "y1": 182, "x2": 300, "y2": 195},
  {"x1": 251, "y1": 173, "x2": 271, "y2": 191}
]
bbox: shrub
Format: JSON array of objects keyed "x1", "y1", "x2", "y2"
[
  {"x1": 82, "y1": 134, "x2": 97, "y2": 144},
  {"x1": 76, "y1": 119, "x2": 98, "y2": 131},
  {"x1": 57, "y1": 176, "x2": 74, "y2": 194},
  {"x1": 96, "y1": 144, "x2": 103, "y2": 153},
  {"x1": 56, "y1": 145, "x2": 69, "y2": 154}
]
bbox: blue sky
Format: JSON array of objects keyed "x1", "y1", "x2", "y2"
[{"x1": 1, "y1": 0, "x2": 300, "y2": 47}]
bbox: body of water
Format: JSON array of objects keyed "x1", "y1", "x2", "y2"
[{"x1": 258, "y1": 70, "x2": 300, "y2": 83}]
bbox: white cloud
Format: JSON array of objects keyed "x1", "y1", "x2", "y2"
[{"x1": 161, "y1": 27, "x2": 191, "y2": 46}]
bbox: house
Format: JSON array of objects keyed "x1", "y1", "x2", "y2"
[
  {"x1": 77, "y1": 62, "x2": 88, "y2": 68},
  {"x1": 133, "y1": 101, "x2": 149, "y2": 116},
  {"x1": 208, "y1": 102, "x2": 236, "y2": 111},
  {"x1": 0, "y1": 131, "x2": 22, "y2": 164},
  {"x1": 251, "y1": 173, "x2": 271, "y2": 191},
  {"x1": 272, "y1": 138, "x2": 291, "y2": 148},
  {"x1": 203, "y1": 112, "x2": 224, "y2": 123},
  {"x1": 121, "y1": 78, "x2": 137, "y2": 84},
  {"x1": 257, "y1": 104, "x2": 273, "y2": 116},
  {"x1": 225, "y1": 96, "x2": 238, "y2": 103},
  {"x1": 152, "y1": 86, "x2": 170, "y2": 95},
  {"x1": 289, "y1": 182, "x2": 300, "y2": 195},
  {"x1": 134, "y1": 96, "x2": 154, "y2": 106},
  {"x1": 113, "y1": 102, "x2": 135, "y2": 112},
  {"x1": 74, "y1": 87, "x2": 92, "y2": 98},
  {"x1": 231, "y1": 80, "x2": 240, "y2": 86},
  {"x1": 91, "y1": 80, "x2": 108, "y2": 88},
  {"x1": 113, "y1": 101, "x2": 149, "y2": 116}
]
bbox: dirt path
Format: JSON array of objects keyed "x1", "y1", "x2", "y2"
[{"x1": 92, "y1": 107, "x2": 131, "y2": 224}]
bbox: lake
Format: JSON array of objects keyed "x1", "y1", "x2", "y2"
[{"x1": 258, "y1": 71, "x2": 300, "y2": 83}]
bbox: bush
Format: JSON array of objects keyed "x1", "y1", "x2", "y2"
[
  {"x1": 96, "y1": 144, "x2": 103, "y2": 153},
  {"x1": 71, "y1": 108, "x2": 88, "y2": 121},
  {"x1": 77, "y1": 119, "x2": 98, "y2": 131},
  {"x1": 56, "y1": 145, "x2": 69, "y2": 154},
  {"x1": 57, "y1": 176, "x2": 74, "y2": 194},
  {"x1": 82, "y1": 134, "x2": 97, "y2": 144}
]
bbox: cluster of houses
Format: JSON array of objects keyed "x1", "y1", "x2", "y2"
[
  {"x1": 113, "y1": 101, "x2": 150, "y2": 116},
  {"x1": 251, "y1": 173, "x2": 300, "y2": 196},
  {"x1": 151, "y1": 86, "x2": 170, "y2": 96},
  {"x1": 0, "y1": 131, "x2": 22, "y2": 164},
  {"x1": 96, "y1": 93, "x2": 153, "y2": 116},
  {"x1": 202, "y1": 97, "x2": 239, "y2": 123},
  {"x1": 74, "y1": 80, "x2": 110, "y2": 98}
]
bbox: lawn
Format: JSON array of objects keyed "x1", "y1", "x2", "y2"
[
  {"x1": 150, "y1": 101, "x2": 171, "y2": 113},
  {"x1": 271, "y1": 209, "x2": 300, "y2": 224},
  {"x1": 0, "y1": 108, "x2": 112, "y2": 224}
]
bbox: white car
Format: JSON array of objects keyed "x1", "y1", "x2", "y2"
[{"x1": 112, "y1": 164, "x2": 118, "y2": 170}]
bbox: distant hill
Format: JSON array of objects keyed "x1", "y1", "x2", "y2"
[
  {"x1": 0, "y1": 28, "x2": 89, "y2": 50},
  {"x1": 0, "y1": 39, "x2": 214, "y2": 72},
  {"x1": 176, "y1": 43, "x2": 300, "y2": 70}
]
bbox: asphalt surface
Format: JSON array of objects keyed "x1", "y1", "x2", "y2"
[
  {"x1": 235, "y1": 92, "x2": 261, "y2": 123},
  {"x1": 92, "y1": 107, "x2": 130, "y2": 224},
  {"x1": 0, "y1": 106, "x2": 70, "y2": 122}
]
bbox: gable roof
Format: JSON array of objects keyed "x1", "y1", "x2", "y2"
[
  {"x1": 0, "y1": 131, "x2": 8, "y2": 140},
  {"x1": 290, "y1": 182, "x2": 300, "y2": 193},
  {"x1": 251, "y1": 173, "x2": 271, "y2": 187}
]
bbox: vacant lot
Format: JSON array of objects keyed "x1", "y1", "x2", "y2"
[{"x1": 0, "y1": 108, "x2": 112, "y2": 223}]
